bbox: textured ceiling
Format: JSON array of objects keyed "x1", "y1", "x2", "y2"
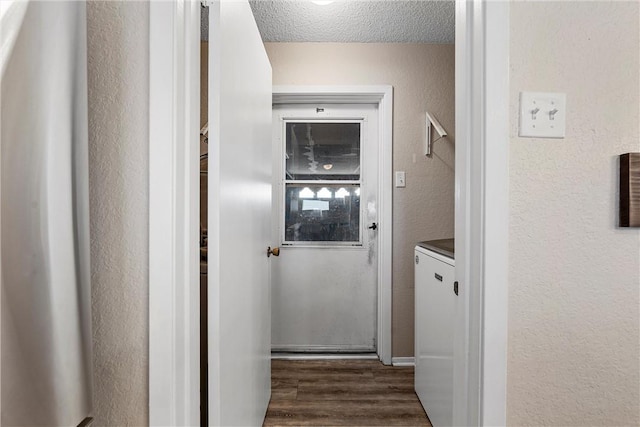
[{"x1": 201, "y1": 1, "x2": 455, "y2": 43}]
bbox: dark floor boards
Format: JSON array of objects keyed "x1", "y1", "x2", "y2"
[{"x1": 263, "y1": 359, "x2": 431, "y2": 426}]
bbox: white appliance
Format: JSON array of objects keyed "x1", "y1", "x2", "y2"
[{"x1": 414, "y1": 240, "x2": 455, "y2": 427}]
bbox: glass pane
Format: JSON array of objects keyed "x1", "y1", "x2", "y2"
[
  {"x1": 284, "y1": 184, "x2": 361, "y2": 243},
  {"x1": 285, "y1": 122, "x2": 361, "y2": 180}
]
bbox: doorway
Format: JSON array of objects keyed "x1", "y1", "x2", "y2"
[
  {"x1": 272, "y1": 86, "x2": 394, "y2": 363},
  {"x1": 271, "y1": 103, "x2": 379, "y2": 353},
  {"x1": 149, "y1": 1, "x2": 510, "y2": 426}
]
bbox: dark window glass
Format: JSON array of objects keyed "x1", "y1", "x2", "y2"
[
  {"x1": 284, "y1": 184, "x2": 360, "y2": 243},
  {"x1": 285, "y1": 122, "x2": 361, "y2": 180}
]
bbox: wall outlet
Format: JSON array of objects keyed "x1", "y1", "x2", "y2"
[{"x1": 395, "y1": 171, "x2": 406, "y2": 188}]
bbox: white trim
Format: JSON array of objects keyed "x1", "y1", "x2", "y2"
[
  {"x1": 454, "y1": 1, "x2": 509, "y2": 426},
  {"x1": 271, "y1": 353, "x2": 379, "y2": 361},
  {"x1": 148, "y1": 1, "x2": 200, "y2": 425},
  {"x1": 481, "y1": 3, "x2": 510, "y2": 424},
  {"x1": 391, "y1": 357, "x2": 415, "y2": 367},
  {"x1": 273, "y1": 89, "x2": 385, "y2": 105},
  {"x1": 272, "y1": 85, "x2": 393, "y2": 366},
  {"x1": 207, "y1": 5, "x2": 222, "y2": 424}
]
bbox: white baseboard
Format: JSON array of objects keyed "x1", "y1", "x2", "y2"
[{"x1": 391, "y1": 357, "x2": 415, "y2": 367}]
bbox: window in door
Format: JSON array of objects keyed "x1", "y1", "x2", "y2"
[{"x1": 282, "y1": 121, "x2": 363, "y2": 245}]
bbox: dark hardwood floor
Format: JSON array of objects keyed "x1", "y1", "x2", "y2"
[{"x1": 263, "y1": 359, "x2": 432, "y2": 426}]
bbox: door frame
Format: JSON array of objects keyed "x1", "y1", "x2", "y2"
[
  {"x1": 148, "y1": 0, "x2": 510, "y2": 424},
  {"x1": 148, "y1": 1, "x2": 201, "y2": 425},
  {"x1": 453, "y1": 1, "x2": 510, "y2": 425},
  {"x1": 272, "y1": 86, "x2": 394, "y2": 363}
]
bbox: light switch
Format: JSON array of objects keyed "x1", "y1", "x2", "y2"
[
  {"x1": 395, "y1": 171, "x2": 406, "y2": 188},
  {"x1": 519, "y1": 92, "x2": 566, "y2": 138}
]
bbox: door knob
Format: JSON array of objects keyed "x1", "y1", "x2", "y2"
[
  {"x1": 368, "y1": 223, "x2": 378, "y2": 230},
  {"x1": 267, "y1": 246, "x2": 280, "y2": 257}
]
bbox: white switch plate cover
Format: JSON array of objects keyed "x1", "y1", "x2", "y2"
[
  {"x1": 519, "y1": 92, "x2": 566, "y2": 138},
  {"x1": 395, "y1": 171, "x2": 406, "y2": 188}
]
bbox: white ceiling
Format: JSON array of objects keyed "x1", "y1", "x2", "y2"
[{"x1": 201, "y1": 1, "x2": 455, "y2": 44}]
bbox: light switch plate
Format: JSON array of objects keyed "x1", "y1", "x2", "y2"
[
  {"x1": 395, "y1": 171, "x2": 406, "y2": 188},
  {"x1": 519, "y1": 92, "x2": 566, "y2": 138}
]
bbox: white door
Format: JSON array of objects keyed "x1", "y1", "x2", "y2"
[
  {"x1": 271, "y1": 104, "x2": 379, "y2": 352},
  {"x1": 207, "y1": 2, "x2": 272, "y2": 425}
]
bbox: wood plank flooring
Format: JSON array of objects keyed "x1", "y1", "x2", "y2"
[{"x1": 263, "y1": 359, "x2": 432, "y2": 426}]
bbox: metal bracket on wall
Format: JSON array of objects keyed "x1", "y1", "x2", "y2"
[{"x1": 425, "y1": 112, "x2": 447, "y2": 157}]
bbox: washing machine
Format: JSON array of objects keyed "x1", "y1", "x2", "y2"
[{"x1": 414, "y1": 239, "x2": 455, "y2": 427}]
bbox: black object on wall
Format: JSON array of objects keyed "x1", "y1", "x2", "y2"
[{"x1": 620, "y1": 153, "x2": 640, "y2": 227}]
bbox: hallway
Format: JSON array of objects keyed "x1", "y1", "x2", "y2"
[{"x1": 264, "y1": 360, "x2": 431, "y2": 426}]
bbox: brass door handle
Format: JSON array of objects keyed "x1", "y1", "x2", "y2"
[{"x1": 267, "y1": 246, "x2": 280, "y2": 257}]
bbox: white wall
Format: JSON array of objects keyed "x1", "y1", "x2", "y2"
[
  {"x1": 265, "y1": 43, "x2": 455, "y2": 357},
  {"x1": 508, "y1": 2, "x2": 640, "y2": 425},
  {"x1": 87, "y1": 2, "x2": 149, "y2": 425}
]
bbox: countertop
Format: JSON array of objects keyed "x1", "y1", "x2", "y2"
[{"x1": 417, "y1": 238, "x2": 454, "y2": 260}]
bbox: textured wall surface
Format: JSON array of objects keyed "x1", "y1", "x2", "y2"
[
  {"x1": 508, "y1": 2, "x2": 640, "y2": 425},
  {"x1": 265, "y1": 43, "x2": 455, "y2": 357},
  {"x1": 87, "y1": 2, "x2": 150, "y2": 425}
]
